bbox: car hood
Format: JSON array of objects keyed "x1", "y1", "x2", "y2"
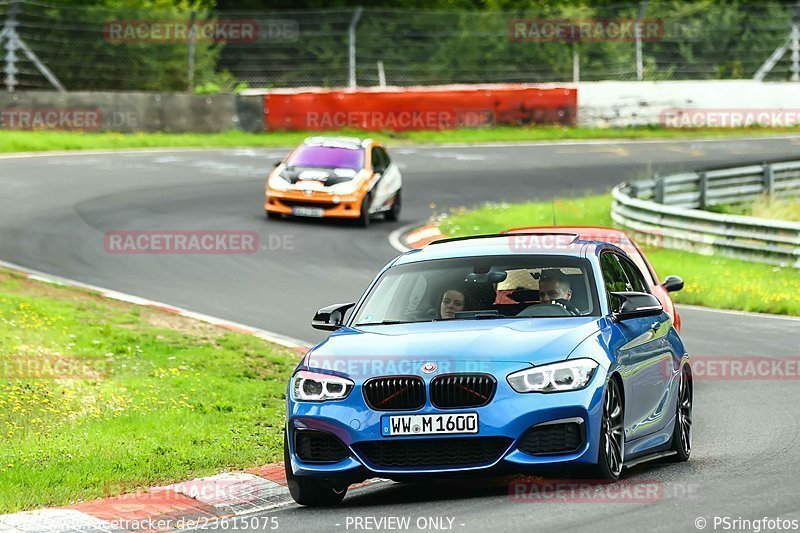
[
  {"x1": 304, "y1": 317, "x2": 602, "y2": 378},
  {"x1": 280, "y1": 166, "x2": 358, "y2": 187}
]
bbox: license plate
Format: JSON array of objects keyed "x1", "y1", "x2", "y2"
[
  {"x1": 292, "y1": 206, "x2": 325, "y2": 218},
  {"x1": 382, "y1": 413, "x2": 478, "y2": 436}
]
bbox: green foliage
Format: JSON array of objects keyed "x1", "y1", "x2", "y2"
[
  {"x1": 710, "y1": 194, "x2": 800, "y2": 222},
  {"x1": 12, "y1": 0, "x2": 222, "y2": 91},
  {"x1": 194, "y1": 70, "x2": 249, "y2": 93},
  {"x1": 6, "y1": 1, "x2": 796, "y2": 90},
  {"x1": 0, "y1": 269, "x2": 297, "y2": 512}
]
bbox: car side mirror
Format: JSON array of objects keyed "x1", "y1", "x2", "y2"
[
  {"x1": 610, "y1": 292, "x2": 663, "y2": 320},
  {"x1": 312, "y1": 302, "x2": 356, "y2": 331},
  {"x1": 662, "y1": 275, "x2": 684, "y2": 293}
]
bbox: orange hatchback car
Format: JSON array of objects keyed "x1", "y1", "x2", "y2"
[{"x1": 265, "y1": 137, "x2": 402, "y2": 227}]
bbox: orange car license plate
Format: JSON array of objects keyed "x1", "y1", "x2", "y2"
[{"x1": 292, "y1": 207, "x2": 325, "y2": 218}]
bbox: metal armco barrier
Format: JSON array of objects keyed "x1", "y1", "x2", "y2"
[
  {"x1": 263, "y1": 85, "x2": 577, "y2": 131},
  {"x1": 612, "y1": 160, "x2": 800, "y2": 268}
]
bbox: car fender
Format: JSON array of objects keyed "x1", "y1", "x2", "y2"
[{"x1": 565, "y1": 323, "x2": 614, "y2": 373}]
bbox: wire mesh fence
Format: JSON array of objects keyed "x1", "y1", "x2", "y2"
[{"x1": 0, "y1": 0, "x2": 798, "y2": 92}]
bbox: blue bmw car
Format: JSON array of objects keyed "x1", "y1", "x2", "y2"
[{"x1": 284, "y1": 233, "x2": 693, "y2": 506}]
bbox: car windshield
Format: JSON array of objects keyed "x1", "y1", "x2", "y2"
[
  {"x1": 285, "y1": 144, "x2": 364, "y2": 169},
  {"x1": 353, "y1": 255, "x2": 600, "y2": 326}
]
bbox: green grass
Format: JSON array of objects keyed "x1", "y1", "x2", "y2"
[
  {"x1": 0, "y1": 269, "x2": 299, "y2": 513},
  {"x1": 1, "y1": 125, "x2": 799, "y2": 153},
  {"x1": 437, "y1": 195, "x2": 800, "y2": 316},
  {"x1": 710, "y1": 194, "x2": 800, "y2": 223}
]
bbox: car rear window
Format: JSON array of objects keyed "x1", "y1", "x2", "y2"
[{"x1": 286, "y1": 144, "x2": 365, "y2": 170}]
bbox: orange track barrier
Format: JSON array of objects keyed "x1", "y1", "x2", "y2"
[{"x1": 264, "y1": 85, "x2": 576, "y2": 131}]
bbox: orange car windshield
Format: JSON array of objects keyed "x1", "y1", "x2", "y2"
[{"x1": 286, "y1": 145, "x2": 364, "y2": 170}]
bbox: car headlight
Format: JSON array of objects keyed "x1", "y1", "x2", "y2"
[
  {"x1": 507, "y1": 358, "x2": 598, "y2": 393},
  {"x1": 268, "y1": 172, "x2": 290, "y2": 192},
  {"x1": 292, "y1": 370, "x2": 354, "y2": 401}
]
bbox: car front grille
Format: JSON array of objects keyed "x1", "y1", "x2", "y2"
[
  {"x1": 430, "y1": 374, "x2": 496, "y2": 408},
  {"x1": 294, "y1": 430, "x2": 350, "y2": 463},
  {"x1": 354, "y1": 436, "x2": 511, "y2": 469},
  {"x1": 279, "y1": 198, "x2": 338, "y2": 210},
  {"x1": 363, "y1": 376, "x2": 426, "y2": 411},
  {"x1": 517, "y1": 421, "x2": 585, "y2": 455}
]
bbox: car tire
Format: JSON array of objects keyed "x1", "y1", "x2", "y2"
[
  {"x1": 357, "y1": 193, "x2": 372, "y2": 228},
  {"x1": 284, "y1": 433, "x2": 348, "y2": 507},
  {"x1": 265, "y1": 210, "x2": 281, "y2": 220},
  {"x1": 668, "y1": 366, "x2": 692, "y2": 462},
  {"x1": 384, "y1": 190, "x2": 401, "y2": 222},
  {"x1": 590, "y1": 377, "x2": 625, "y2": 481}
]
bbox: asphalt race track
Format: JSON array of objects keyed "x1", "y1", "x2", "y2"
[{"x1": 2, "y1": 138, "x2": 800, "y2": 532}]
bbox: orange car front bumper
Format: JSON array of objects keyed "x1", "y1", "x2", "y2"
[{"x1": 265, "y1": 189, "x2": 363, "y2": 219}]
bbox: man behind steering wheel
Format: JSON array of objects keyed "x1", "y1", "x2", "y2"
[{"x1": 539, "y1": 269, "x2": 579, "y2": 315}]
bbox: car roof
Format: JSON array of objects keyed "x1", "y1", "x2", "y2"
[
  {"x1": 392, "y1": 232, "x2": 621, "y2": 266},
  {"x1": 303, "y1": 136, "x2": 373, "y2": 149},
  {"x1": 504, "y1": 226, "x2": 633, "y2": 246},
  {"x1": 503, "y1": 226, "x2": 658, "y2": 285}
]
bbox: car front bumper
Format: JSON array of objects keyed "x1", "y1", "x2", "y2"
[
  {"x1": 285, "y1": 369, "x2": 607, "y2": 481},
  {"x1": 265, "y1": 190, "x2": 363, "y2": 219}
]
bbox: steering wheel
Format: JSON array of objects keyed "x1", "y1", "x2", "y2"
[{"x1": 550, "y1": 299, "x2": 580, "y2": 316}]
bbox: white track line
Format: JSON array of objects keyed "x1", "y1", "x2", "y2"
[
  {"x1": 0, "y1": 147, "x2": 223, "y2": 160},
  {"x1": 676, "y1": 303, "x2": 800, "y2": 322},
  {"x1": 411, "y1": 134, "x2": 800, "y2": 148},
  {"x1": 388, "y1": 222, "x2": 420, "y2": 253}
]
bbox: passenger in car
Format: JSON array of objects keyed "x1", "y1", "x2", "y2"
[{"x1": 439, "y1": 288, "x2": 468, "y2": 319}]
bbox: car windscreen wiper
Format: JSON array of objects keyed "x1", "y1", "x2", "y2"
[
  {"x1": 454, "y1": 312, "x2": 526, "y2": 320},
  {"x1": 355, "y1": 320, "x2": 416, "y2": 326}
]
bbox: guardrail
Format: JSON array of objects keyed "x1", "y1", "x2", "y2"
[{"x1": 611, "y1": 160, "x2": 800, "y2": 268}]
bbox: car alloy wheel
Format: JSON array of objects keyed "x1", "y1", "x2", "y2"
[
  {"x1": 671, "y1": 366, "x2": 692, "y2": 461},
  {"x1": 602, "y1": 379, "x2": 624, "y2": 478}
]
